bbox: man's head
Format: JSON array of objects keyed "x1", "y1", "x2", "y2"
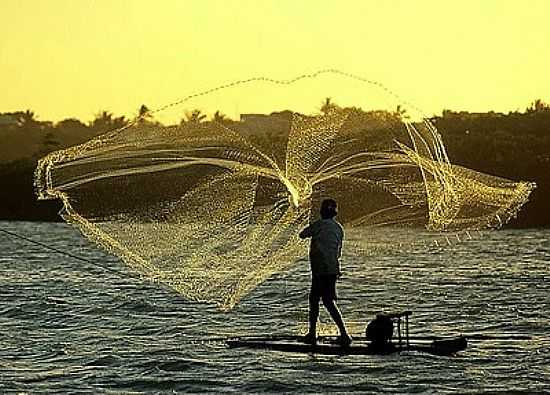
[{"x1": 320, "y1": 199, "x2": 337, "y2": 219}]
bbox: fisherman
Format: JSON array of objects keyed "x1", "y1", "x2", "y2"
[{"x1": 299, "y1": 198, "x2": 352, "y2": 346}]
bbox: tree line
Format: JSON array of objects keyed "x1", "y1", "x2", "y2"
[{"x1": 0, "y1": 100, "x2": 549, "y2": 226}]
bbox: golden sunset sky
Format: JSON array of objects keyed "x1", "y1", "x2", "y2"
[{"x1": 1, "y1": 0, "x2": 549, "y2": 122}]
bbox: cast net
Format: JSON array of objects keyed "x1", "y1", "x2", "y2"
[{"x1": 35, "y1": 70, "x2": 535, "y2": 309}]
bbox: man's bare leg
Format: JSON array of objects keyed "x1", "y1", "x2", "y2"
[
  {"x1": 304, "y1": 295, "x2": 320, "y2": 344},
  {"x1": 322, "y1": 298, "x2": 352, "y2": 344}
]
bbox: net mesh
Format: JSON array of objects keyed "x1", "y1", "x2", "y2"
[{"x1": 35, "y1": 71, "x2": 535, "y2": 309}]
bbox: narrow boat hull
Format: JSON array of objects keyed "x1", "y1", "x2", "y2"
[{"x1": 226, "y1": 335, "x2": 467, "y2": 356}]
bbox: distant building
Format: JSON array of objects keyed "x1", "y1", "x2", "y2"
[{"x1": 240, "y1": 113, "x2": 270, "y2": 123}]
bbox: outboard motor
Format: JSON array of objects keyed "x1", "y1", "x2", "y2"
[{"x1": 366, "y1": 314, "x2": 395, "y2": 353}]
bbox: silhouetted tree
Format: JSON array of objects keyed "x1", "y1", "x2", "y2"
[
  {"x1": 56, "y1": 118, "x2": 87, "y2": 132},
  {"x1": 320, "y1": 97, "x2": 338, "y2": 114},
  {"x1": 394, "y1": 104, "x2": 407, "y2": 118},
  {"x1": 526, "y1": 99, "x2": 550, "y2": 113},
  {"x1": 181, "y1": 109, "x2": 207, "y2": 125},
  {"x1": 212, "y1": 110, "x2": 229, "y2": 123},
  {"x1": 137, "y1": 104, "x2": 153, "y2": 124},
  {"x1": 90, "y1": 111, "x2": 128, "y2": 132},
  {"x1": 1, "y1": 99, "x2": 550, "y2": 226},
  {"x1": 39, "y1": 131, "x2": 59, "y2": 156},
  {"x1": 16, "y1": 109, "x2": 37, "y2": 128}
]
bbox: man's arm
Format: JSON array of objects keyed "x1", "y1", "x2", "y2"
[
  {"x1": 337, "y1": 225, "x2": 344, "y2": 276},
  {"x1": 337, "y1": 226, "x2": 344, "y2": 258}
]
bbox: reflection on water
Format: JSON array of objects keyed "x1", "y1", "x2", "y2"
[{"x1": 0, "y1": 222, "x2": 548, "y2": 393}]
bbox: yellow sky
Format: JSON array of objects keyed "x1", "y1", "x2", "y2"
[{"x1": 1, "y1": 0, "x2": 549, "y2": 122}]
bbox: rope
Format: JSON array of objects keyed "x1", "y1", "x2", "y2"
[{"x1": 0, "y1": 227, "x2": 122, "y2": 274}]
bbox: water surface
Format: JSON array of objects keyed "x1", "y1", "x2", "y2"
[{"x1": 1, "y1": 222, "x2": 548, "y2": 393}]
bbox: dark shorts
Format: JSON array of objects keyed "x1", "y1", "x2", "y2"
[{"x1": 310, "y1": 274, "x2": 338, "y2": 302}]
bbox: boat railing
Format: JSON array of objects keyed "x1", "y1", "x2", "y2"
[{"x1": 381, "y1": 310, "x2": 412, "y2": 350}]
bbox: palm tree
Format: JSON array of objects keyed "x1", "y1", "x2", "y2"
[
  {"x1": 527, "y1": 99, "x2": 550, "y2": 113},
  {"x1": 181, "y1": 109, "x2": 207, "y2": 125},
  {"x1": 394, "y1": 104, "x2": 408, "y2": 119},
  {"x1": 137, "y1": 104, "x2": 153, "y2": 123},
  {"x1": 212, "y1": 110, "x2": 228, "y2": 123},
  {"x1": 320, "y1": 97, "x2": 337, "y2": 114},
  {"x1": 15, "y1": 110, "x2": 37, "y2": 128},
  {"x1": 90, "y1": 111, "x2": 128, "y2": 132}
]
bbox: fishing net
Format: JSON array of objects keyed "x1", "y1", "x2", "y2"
[{"x1": 35, "y1": 70, "x2": 535, "y2": 309}]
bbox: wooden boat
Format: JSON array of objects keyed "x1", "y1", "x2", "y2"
[{"x1": 226, "y1": 311, "x2": 468, "y2": 356}]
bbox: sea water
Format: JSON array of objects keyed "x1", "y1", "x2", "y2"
[{"x1": 0, "y1": 221, "x2": 548, "y2": 393}]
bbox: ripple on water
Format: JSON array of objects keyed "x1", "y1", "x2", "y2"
[{"x1": 0, "y1": 224, "x2": 548, "y2": 393}]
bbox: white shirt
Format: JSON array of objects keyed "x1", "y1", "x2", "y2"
[{"x1": 300, "y1": 218, "x2": 344, "y2": 275}]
